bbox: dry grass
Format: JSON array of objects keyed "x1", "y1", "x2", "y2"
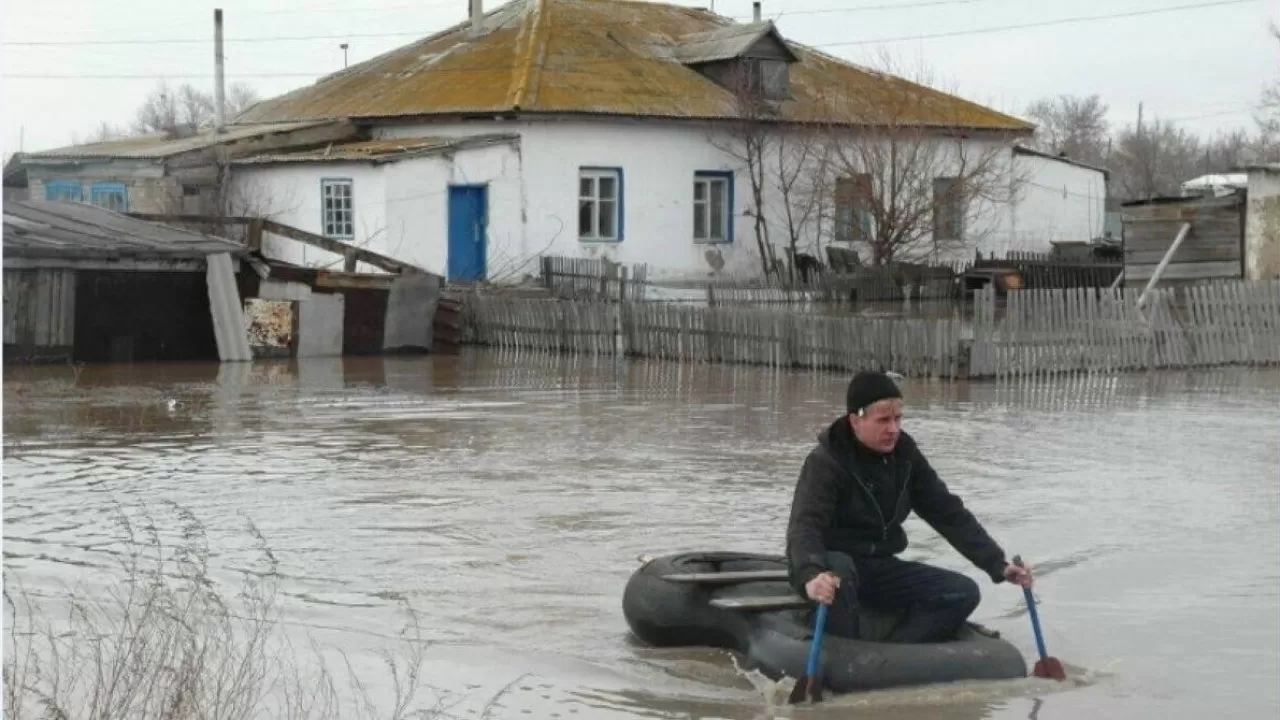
[{"x1": 3, "y1": 501, "x2": 482, "y2": 720}]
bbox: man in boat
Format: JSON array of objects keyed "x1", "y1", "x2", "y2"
[{"x1": 785, "y1": 370, "x2": 1034, "y2": 643}]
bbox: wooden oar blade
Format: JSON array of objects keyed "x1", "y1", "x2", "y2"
[{"x1": 1033, "y1": 657, "x2": 1067, "y2": 681}]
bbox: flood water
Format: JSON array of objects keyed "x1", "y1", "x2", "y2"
[{"x1": 4, "y1": 351, "x2": 1279, "y2": 720}]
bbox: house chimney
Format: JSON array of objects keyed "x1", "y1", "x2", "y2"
[
  {"x1": 752, "y1": 1, "x2": 761, "y2": 21},
  {"x1": 214, "y1": 9, "x2": 226, "y2": 132},
  {"x1": 469, "y1": 0, "x2": 483, "y2": 38}
]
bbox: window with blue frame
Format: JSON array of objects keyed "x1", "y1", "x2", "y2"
[
  {"x1": 44, "y1": 181, "x2": 83, "y2": 203},
  {"x1": 693, "y1": 171, "x2": 733, "y2": 243},
  {"x1": 579, "y1": 167, "x2": 623, "y2": 242},
  {"x1": 90, "y1": 183, "x2": 129, "y2": 212},
  {"x1": 321, "y1": 178, "x2": 354, "y2": 238}
]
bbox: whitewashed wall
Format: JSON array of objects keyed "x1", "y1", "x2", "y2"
[
  {"x1": 1003, "y1": 153, "x2": 1108, "y2": 255},
  {"x1": 380, "y1": 119, "x2": 763, "y2": 281},
  {"x1": 1245, "y1": 169, "x2": 1280, "y2": 280},
  {"x1": 228, "y1": 141, "x2": 521, "y2": 278},
  {"x1": 230, "y1": 164, "x2": 386, "y2": 271},
  {"x1": 366, "y1": 118, "x2": 1046, "y2": 281},
  {"x1": 381, "y1": 141, "x2": 525, "y2": 279}
]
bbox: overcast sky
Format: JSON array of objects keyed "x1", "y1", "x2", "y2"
[{"x1": 2, "y1": 0, "x2": 1276, "y2": 154}]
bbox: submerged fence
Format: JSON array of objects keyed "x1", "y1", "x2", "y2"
[
  {"x1": 460, "y1": 294, "x2": 966, "y2": 378},
  {"x1": 458, "y1": 279, "x2": 1280, "y2": 380}
]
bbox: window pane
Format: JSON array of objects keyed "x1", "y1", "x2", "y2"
[
  {"x1": 580, "y1": 177, "x2": 594, "y2": 197},
  {"x1": 599, "y1": 176, "x2": 616, "y2": 201},
  {"x1": 579, "y1": 199, "x2": 594, "y2": 236},
  {"x1": 710, "y1": 181, "x2": 724, "y2": 238},
  {"x1": 598, "y1": 200, "x2": 616, "y2": 238},
  {"x1": 694, "y1": 204, "x2": 706, "y2": 239},
  {"x1": 694, "y1": 180, "x2": 706, "y2": 201}
]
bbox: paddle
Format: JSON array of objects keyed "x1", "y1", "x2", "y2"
[
  {"x1": 788, "y1": 602, "x2": 829, "y2": 704},
  {"x1": 1012, "y1": 555, "x2": 1066, "y2": 681}
]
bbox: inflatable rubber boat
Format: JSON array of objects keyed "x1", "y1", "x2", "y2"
[{"x1": 622, "y1": 551, "x2": 1028, "y2": 694}]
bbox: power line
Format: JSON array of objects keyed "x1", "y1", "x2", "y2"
[
  {"x1": 739, "y1": 0, "x2": 989, "y2": 19},
  {"x1": 3, "y1": 0, "x2": 1262, "y2": 48},
  {"x1": 820, "y1": 0, "x2": 1268, "y2": 47}
]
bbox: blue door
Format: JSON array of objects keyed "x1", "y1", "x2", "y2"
[{"x1": 447, "y1": 185, "x2": 487, "y2": 283}]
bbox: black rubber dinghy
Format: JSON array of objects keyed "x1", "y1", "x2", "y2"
[{"x1": 622, "y1": 551, "x2": 1028, "y2": 694}]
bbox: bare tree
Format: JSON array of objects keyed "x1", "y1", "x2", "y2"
[
  {"x1": 1110, "y1": 114, "x2": 1203, "y2": 201},
  {"x1": 766, "y1": 125, "x2": 831, "y2": 281},
  {"x1": 1023, "y1": 94, "x2": 1111, "y2": 168},
  {"x1": 705, "y1": 63, "x2": 780, "y2": 277},
  {"x1": 812, "y1": 53, "x2": 1027, "y2": 265},
  {"x1": 132, "y1": 81, "x2": 260, "y2": 137},
  {"x1": 1255, "y1": 21, "x2": 1280, "y2": 151}
]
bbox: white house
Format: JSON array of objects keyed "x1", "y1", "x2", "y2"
[
  {"x1": 28, "y1": 0, "x2": 1107, "y2": 282},
  {"x1": 1007, "y1": 146, "x2": 1111, "y2": 248}
]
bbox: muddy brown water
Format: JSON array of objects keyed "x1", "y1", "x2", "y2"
[{"x1": 4, "y1": 352, "x2": 1278, "y2": 720}]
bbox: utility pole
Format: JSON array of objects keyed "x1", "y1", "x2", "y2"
[
  {"x1": 214, "y1": 8, "x2": 226, "y2": 133},
  {"x1": 340, "y1": 43, "x2": 349, "y2": 68}
]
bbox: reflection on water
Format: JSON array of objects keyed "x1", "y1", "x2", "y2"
[{"x1": 5, "y1": 351, "x2": 1279, "y2": 720}]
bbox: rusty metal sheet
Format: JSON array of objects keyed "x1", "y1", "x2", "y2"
[
  {"x1": 235, "y1": 0, "x2": 1032, "y2": 133},
  {"x1": 25, "y1": 120, "x2": 335, "y2": 160},
  {"x1": 243, "y1": 298, "x2": 297, "y2": 358}
]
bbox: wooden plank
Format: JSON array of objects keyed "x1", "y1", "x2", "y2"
[
  {"x1": 662, "y1": 570, "x2": 790, "y2": 583},
  {"x1": 1125, "y1": 245, "x2": 1242, "y2": 265},
  {"x1": 709, "y1": 595, "x2": 809, "y2": 611},
  {"x1": 1124, "y1": 261, "x2": 1241, "y2": 282},
  {"x1": 259, "y1": 220, "x2": 421, "y2": 275}
]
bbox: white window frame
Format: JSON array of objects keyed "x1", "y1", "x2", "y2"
[
  {"x1": 579, "y1": 168, "x2": 621, "y2": 242},
  {"x1": 321, "y1": 178, "x2": 355, "y2": 239},
  {"x1": 693, "y1": 174, "x2": 731, "y2": 243}
]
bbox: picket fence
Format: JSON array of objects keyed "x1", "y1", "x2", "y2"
[{"x1": 458, "y1": 279, "x2": 1280, "y2": 379}]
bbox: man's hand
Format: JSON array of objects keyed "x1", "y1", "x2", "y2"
[
  {"x1": 1003, "y1": 561, "x2": 1034, "y2": 589},
  {"x1": 804, "y1": 572, "x2": 840, "y2": 605}
]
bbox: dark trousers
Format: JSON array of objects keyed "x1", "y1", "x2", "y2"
[{"x1": 822, "y1": 551, "x2": 981, "y2": 643}]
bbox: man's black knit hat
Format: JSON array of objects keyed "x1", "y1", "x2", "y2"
[{"x1": 846, "y1": 370, "x2": 902, "y2": 415}]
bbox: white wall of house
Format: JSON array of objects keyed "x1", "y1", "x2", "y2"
[
  {"x1": 232, "y1": 163, "x2": 387, "y2": 271},
  {"x1": 229, "y1": 142, "x2": 522, "y2": 278},
  {"x1": 381, "y1": 141, "x2": 525, "y2": 279},
  {"x1": 1245, "y1": 168, "x2": 1280, "y2": 280},
  {"x1": 376, "y1": 118, "x2": 1114, "y2": 281},
  {"x1": 380, "y1": 118, "x2": 765, "y2": 282},
  {"x1": 1003, "y1": 153, "x2": 1108, "y2": 255}
]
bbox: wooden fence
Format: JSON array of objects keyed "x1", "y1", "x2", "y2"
[
  {"x1": 458, "y1": 278, "x2": 1280, "y2": 380},
  {"x1": 460, "y1": 293, "x2": 966, "y2": 378},
  {"x1": 969, "y1": 279, "x2": 1280, "y2": 378},
  {"x1": 540, "y1": 255, "x2": 648, "y2": 302}
]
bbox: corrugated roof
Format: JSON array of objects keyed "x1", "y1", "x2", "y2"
[
  {"x1": 671, "y1": 21, "x2": 794, "y2": 65},
  {"x1": 236, "y1": 0, "x2": 1032, "y2": 132},
  {"x1": 24, "y1": 120, "x2": 336, "y2": 160},
  {"x1": 3, "y1": 200, "x2": 246, "y2": 260},
  {"x1": 232, "y1": 133, "x2": 519, "y2": 165}
]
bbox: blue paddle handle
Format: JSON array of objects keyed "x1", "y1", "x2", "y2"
[
  {"x1": 1022, "y1": 586, "x2": 1048, "y2": 661},
  {"x1": 806, "y1": 603, "x2": 829, "y2": 676}
]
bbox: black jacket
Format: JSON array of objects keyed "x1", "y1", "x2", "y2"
[{"x1": 785, "y1": 417, "x2": 1009, "y2": 592}]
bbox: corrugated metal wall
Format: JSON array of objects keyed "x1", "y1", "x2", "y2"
[{"x1": 3, "y1": 268, "x2": 76, "y2": 349}]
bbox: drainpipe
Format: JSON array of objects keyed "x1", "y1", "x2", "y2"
[
  {"x1": 470, "y1": 0, "x2": 483, "y2": 38},
  {"x1": 753, "y1": 1, "x2": 761, "y2": 21},
  {"x1": 214, "y1": 9, "x2": 226, "y2": 133}
]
